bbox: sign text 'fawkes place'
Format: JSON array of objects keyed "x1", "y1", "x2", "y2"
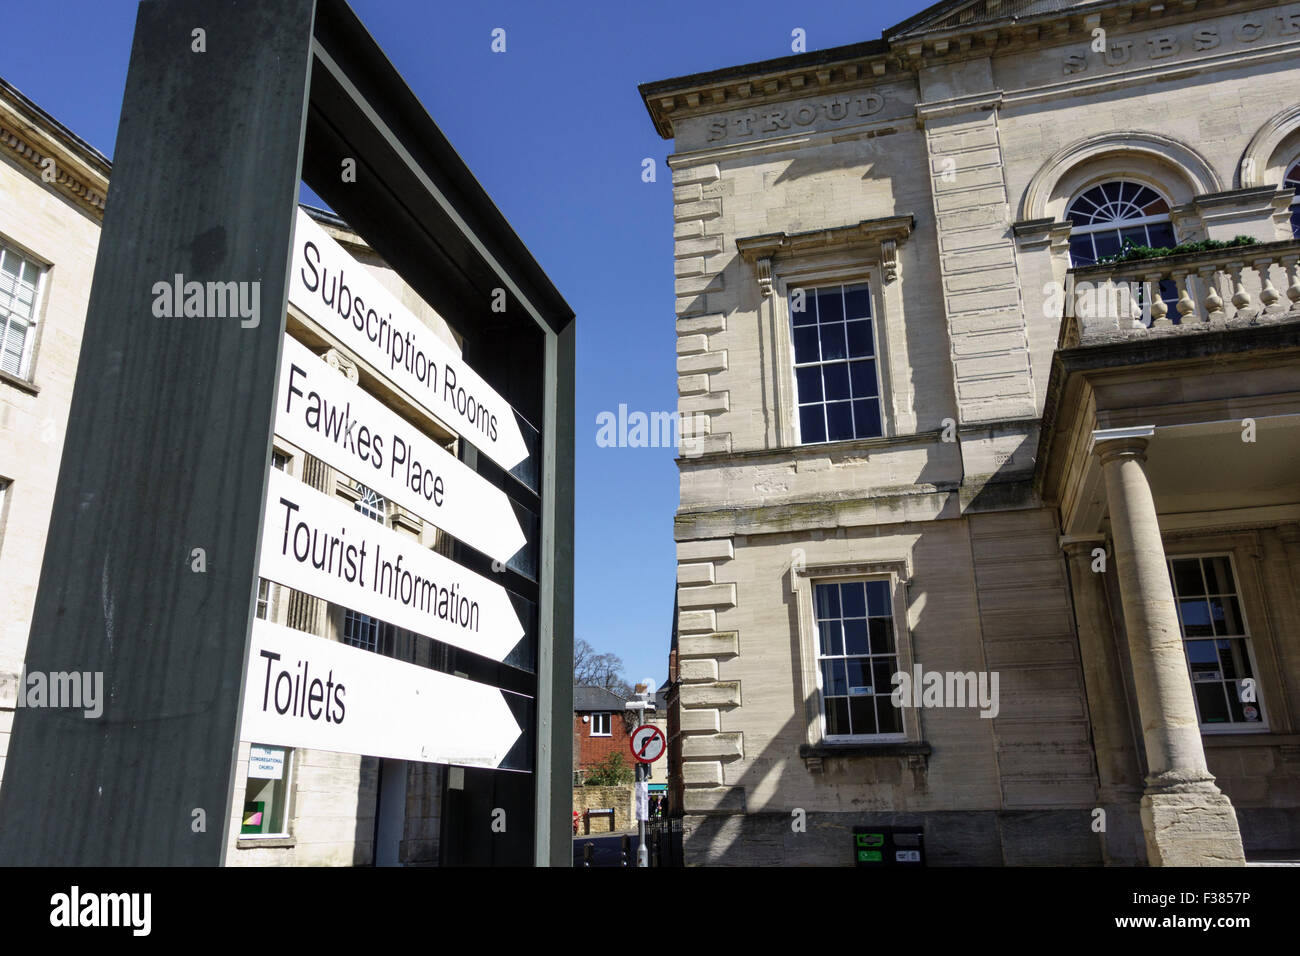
[
  {"x1": 288, "y1": 209, "x2": 529, "y2": 472},
  {"x1": 258, "y1": 470, "x2": 524, "y2": 662},
  {"x1": 274, "y1": 336, "x2": 525, "y2": 564}
]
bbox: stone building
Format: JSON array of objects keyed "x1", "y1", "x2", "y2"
[
  {"x1": 641, "y1": 0, "x2": 1300, "y2": 865},
  {"x1": 0, "y1": 76, "x2": 108, "y2": 787}
]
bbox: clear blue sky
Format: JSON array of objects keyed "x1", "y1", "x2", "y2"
[{"x1": 5, "y1": 0, "x2": 905, "y2": 690}]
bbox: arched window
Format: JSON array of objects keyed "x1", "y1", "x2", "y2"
[
  {"x1": 354, "y1": 484, "x2": 386, "y2": 523},
  {"x1": 1066, "y1": 180, "x2": 1177, "y2": 265},
  {"x1": 1285, "y1": 160, "x2": 1300, "y2": 238},
  {"x1": 1067, "y1": 179, "x2": 1180, "y2": 323}
]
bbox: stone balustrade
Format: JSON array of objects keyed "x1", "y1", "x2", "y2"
[{"x1": 1060, "y1": 239, "x2": 1300, "y2": 347}]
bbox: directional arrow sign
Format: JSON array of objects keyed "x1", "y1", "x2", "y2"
[
  {"x1": 240, "y1": 619, "x2": 522, "y2": 769},
  {"x1": 273, "y1": 335, "x2": 525, "y2": 564},
  {"x1": 287, "y1": 208, "x2": 529, "y2": 471},
  {"x1": 258, "y1": 469, "x2": 524, "y2": 662}
]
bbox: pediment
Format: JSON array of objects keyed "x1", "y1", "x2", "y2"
[{"x1": 889, "y1": 0, "x2": 1108, "y2": 40}]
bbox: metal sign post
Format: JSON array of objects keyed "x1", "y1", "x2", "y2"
[
  {"x1": 626, "y1": 680, "x2": 663, "y2": 868},
  {"x1": 0, "y1": 0, "x2": 573, "y2": 867}
]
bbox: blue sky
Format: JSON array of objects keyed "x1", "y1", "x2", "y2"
[{"x1": 5, "y1": 0, "x2": 906, "y2": 690}]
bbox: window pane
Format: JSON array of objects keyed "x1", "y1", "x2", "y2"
[
  {"x1": 826, "y1": 401, "x2": 854, "y2": 441},
  {"x1": 826, "y1": 697, "x2": 850, "y2": 736},
  {"x1": 843, "y1": 619, "x2": 869, "y2": 655},
  {"x1": 849, "y1": 696, "x2": 876, "y2": 736},
  {"x1": 852, "y1": 400, "x2": 882, "y2": 439},
  {"x1": 866, "y1": 580, "x2": 892, "y2": 616},
  {"x1": 791, "y1": 290, "x2": 816, "y2": 326},
  {"x1": 1171, "y1": 558, "x2": 1205, "y2": 596},
  {"x1": 1194, "y1": 682, "x2": 1230, "y2": 723},
  {"x1": 821, "y1": 361, "x2": 852, "y2": 400},
  {"x1": 843, "y1": 284, "x2": 871, "y2": 318},
  {"x1": 1068, "y1": 234, "x2": 1095, "y2": 265},
  {"x1": 1202, "y1": 556, "x2": 1234, "y2": 595},
  {"x1": 872, "y1": 660, "x2": 899, "y2": 700},
  {"x1": 799, "y1": 404, "x2": 826, "y2": 443},
  {"x1": 819, "y1": 620, "x2": 843, "y2": 656},
  {"x1": 840, "y1": 582, "x2": 866, "y2": 618},
  {"x1": 1210, "y1": 596, "x2": 1244, "y2": 636},
  {"x1": 793, "y1": 325, "x2": 820, "y2": 363},
  {"x1": 1179, "y1": 600, "x2": 1213, "y2": 637},
  {"x1": 876, "y1": 695, "x2": 903, "y2": 734},
  {"x1": 846, "y1": 658, "x2": 872, "y2": 694},
  {"x1": 1185, "y1": 639, "x2": 1220, "y2": 677},
  {"x1": 849, "y1": 360, "x2": 878, "y2": 399},
  {"x1": 869, "y1": 618, "x2": 895, "y2": 655},
  {"x1": 816, "y1": 288, "x2": 844, "y2": 324},
  {"x1": 795, "y1": 365, "x2": 822, "y2": 403},
  {"x1": 1217, "y1": 638, "x2": 1252, "y2": 681},
  {"x1": 1093, "y1": 231, "x2": 1121, "y2": 259},
  {"x1": 1146, "y1": 222, "x2": 1176, "y2": 248},
  {"x1": 819, "y1": 322, "x2": 847, "y2": 361},
  {"x1": 814, "y1": 583, "x2": 840, "y2": 620},
  {"x1": 846, "y1": 320, "x2": 874, "y2": 358}
]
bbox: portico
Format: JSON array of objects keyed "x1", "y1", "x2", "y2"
[{"x1": 1038, "y1": 248, "x2": 1300, "y2": 864}]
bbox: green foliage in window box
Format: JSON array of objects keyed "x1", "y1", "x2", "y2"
[
  {"x1": 1097, "y1": 235, "x2": 1259, "y2": 265},
  {"x1": 584, "y1": 751, "x2": 633, "y2": 786}
]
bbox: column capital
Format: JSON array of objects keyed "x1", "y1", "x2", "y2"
[
  {"x1": 1060, "y1": 535, "x2": 1107, "y2": 558},
  {"x1": 1092, "y1": 426, "x2": 1155, "y2": 464}
]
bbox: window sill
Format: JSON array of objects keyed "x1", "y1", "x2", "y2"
[
  {"x1": 0, "y1": 369, "x2": 38, "y2": 395},
  {"x1": 1202, "y1": 732, "x2": 1296, "y2": 748},
  {"x1": 799, "y1": 740, "x2": 931, "y2": 773},
  {"x1": 237, "y1": 836, "x2": 296, "y2": 849}
]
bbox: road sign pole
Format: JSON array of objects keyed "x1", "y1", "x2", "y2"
[{"x1": 637, "y1": 761, "x2": 649, "y2": 868}]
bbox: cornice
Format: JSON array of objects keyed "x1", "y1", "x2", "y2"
[
  {"x1": 735, "y1": 215, "x2": 914, "y2": 262},
  {"x1": 0, "y1": 81, "x2": 110, "y2": 218},
  {"x1": 641, "y1": 0, "x2": 1281, "y2": 140}
]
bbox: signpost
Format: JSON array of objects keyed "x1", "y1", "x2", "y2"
[
  {"x1": 625, "y1": 681, "x2": 663, "y2": 868},
  {"x1": 0, "y1": 0, "x2": 574, "y2": 867}
]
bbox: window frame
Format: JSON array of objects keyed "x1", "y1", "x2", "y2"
[
  {"x1": 1166, "y1": 550, "x2": 1270, "y2": 735},
  {"x1": 590, "y1": 712, "x2": 612, "y2": 737},
  {"x1": 239, "y1": 743, "x2": 296, "y2": 841},
  {"x1": 0, "y1": 239, "x2": 50, "y2": 383},
  {"x1": 1284, "y1": 159, "x2": 1300, "y2": 239},
  {"x1": 788, "y1": 281, "x2": 887, "y2": 447},
  {"x1": 772, "y1": 261, "x2": 900, "y2": 446},
  {"x1": 792, "y1": 558, "x2": 921, "y2": 749}
]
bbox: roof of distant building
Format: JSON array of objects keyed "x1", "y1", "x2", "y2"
[{"x1": 574, "y1": 685, "x2": 629, "y2": 712}]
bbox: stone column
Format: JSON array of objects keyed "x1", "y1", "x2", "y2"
[
  {"x1": 1094, "y1": 434, "x2": 1244, "y2": 865},
  {"x1": 1062, "y1": 539, "x2": 1145, "y2": 864}
]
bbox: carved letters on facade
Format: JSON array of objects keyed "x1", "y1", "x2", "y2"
[
  {"x1": 1063, "y1": 10, "x2": 1300, "y2": 74},
  {"x1": 706, "y1": 92, "x2": 885, "y2": 143}
]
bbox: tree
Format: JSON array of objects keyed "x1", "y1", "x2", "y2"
[
  {"x1": 585, "y1": 751, "x2": 633, "y2": 786},
  {"x1": 573, "y1": 638, "x2": 633, "y2": 699}
]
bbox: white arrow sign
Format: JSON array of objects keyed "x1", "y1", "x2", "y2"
[
  {"x1": 273, "y1": 335, "x2": 525, "y2": 564},
  {"x1": 258, "y1": 469, "x2": 524, "y2": 662},
  {"x1": 287, "y1": 207, "x2": 529, "y2": 471},
  {"x1": 240, "y1": 619, "x2": 522, "y2": 769}
]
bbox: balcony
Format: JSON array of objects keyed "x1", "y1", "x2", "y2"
[{"x1": 1059, "y1": 238, "x2": 1300, "y2": 348}]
